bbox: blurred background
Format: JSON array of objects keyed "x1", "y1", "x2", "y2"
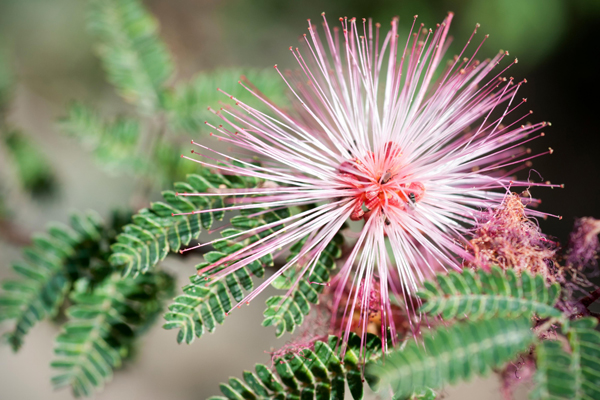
[{"x1": 0, "y1": 0, "x2": 599, "y2": 399}]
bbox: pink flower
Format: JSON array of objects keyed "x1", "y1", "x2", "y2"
[{"x1": 178, "y1": 13, "x2": 559, "y2": 354}]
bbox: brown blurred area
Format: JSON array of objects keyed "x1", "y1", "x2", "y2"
[{"x1": 1, "y1": 0, "x2": 599, "y2": 399}]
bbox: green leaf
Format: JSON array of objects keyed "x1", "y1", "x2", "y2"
[
  {"x1": 51, "y1": 271, "x2": 174, "y2": 397},
  {"x1": 2, "y1": 129, "x2": 57, "y2": 197},
  {"x1": 164, "y1": 69, "x2": 288, "y2": 134},
  {"x1": 568, "y1": 318, "x2": 600, "y2": 400},
  {"x1": 212, "y1": 333, "x2": 381, "y2": 400},
  {"x1": 368, "y1": 316, "x2": 536, "y2": 398},
  {"x1": 532, "y1": 317, "x2": 600, "y2": 400},
  {"x1": 531, "y1": 340, "x2": 576, "y2": 400},
  {"x1": 110, "y1": 167, "x2": 277, "y2": 277},
  {"x1": 263, "y1": 234, "x2": 343, "y2": 337},
  {"x1": 88, "y1": 0, "x2": 173, "y2": 113},
  {"x1": 59, "y1": 103, "x2": 147, "y2": 176},
  {"x1": 0, "y1": 212, "x2": 102, "y2": 351},
  {"x1": 417, "y1": 267, "x2": 562, "y2": 321}
]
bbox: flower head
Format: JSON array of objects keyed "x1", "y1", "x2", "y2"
[
  {"x1": 178, "y1": 13, "x2": 559, "y2": 355},
  {"x1": 467, "y1": 193, "x2": 558, "y2": 278}
]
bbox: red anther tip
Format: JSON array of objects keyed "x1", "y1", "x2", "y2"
[
  {"x1": 523, "y1": 98, "x2": 528, "y2": 102},
  {"x1": 191, "y1": 140, "x2": 194, "y2": 144},
  {"x1": 475, "y1": 23, "x2": 480, "y2": 28},
  {"x1": 559, "y1": 216, "x2": 563, "y2": 220},
  {"x1": 204, "y1": 120, "x2": 208, "y2": 124},
  {"x1": 246, "y1": 301, "x2": 250, "y2": 305},
  {"x1": 205, "y1": 277, "x2": 208, "y2": 280},
  {"x1": 190, "y1": 150, "x2": 193, "y2": 153},
  {"x1": 274, "y1": 64, "x2": 278, "y2": 68},
  {"x1": 171, "y1": 213, "x2": 174, "y2": 216},
  {"x1": 179, "y1": 250, "x2": 183, "y2": 254},
  {"x1": 514, "y1": 58, "x2": 519, "y2": 63},
  {"x1": 180, "y1": 154, "x2": 183, "y2": 158},
  {"x1": 561, "y1": 184, "x2": 565, "y2": 188},
  {"x1": 529, "y1": 110, "x2": 533, "y2": 114},
  {"x1": 541, "y1": 132, "x2": 545, "y2": 136},
  {"x1": 321, "y1": 12, "x2": 325, "y2": 16},
  {"x1": 548, "y1": 147, "x2": 554, "y2": 154},
  {"x1": 414, "y1": 15, "x2": 418, "y2": 18},
  {"x1": 307, "y1": 18, "x2": 310, "y2": 22},
  {"x1": 225, "y1": 313, "x2": 228, "y2": 316},
  {"x1": 175, "y1": 192, "x2": 179, "y2": 196},
  {"x1": 289, "y1": 46, "x2": 292, "y2": 51},
  {"x1": 237, "y1": 305, "x2": 241, "y2": 309},
  {"x1": 485, "y1": 34, "x2": 490, "y2": 38}
]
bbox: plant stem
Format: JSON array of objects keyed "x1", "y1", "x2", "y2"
[{"x1": 580, "y1": 287, "x2": 600, "y2": 308}]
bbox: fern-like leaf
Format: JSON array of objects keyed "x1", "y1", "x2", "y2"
[
  {"x1": 165, "y1": 69, "x2": 288, "y2": 134},
  {"x1": 109, "y1": 169, "x2": 246, "y2": 276},
  {"x1": 532, "y1": 317, "x2": 600, "y2": 400},
  {"x1": 88, "y1": 0, "x2": 173, "y2": 112},
  {"x1": 531, "y1": 340, "x2": 576, "y2": 400},
  {"x1": 2, "y1": 129, "x2": 57, "y2": 197},
  {"x1": 59, "y1": 103, "x2": 147, "y2": 175},
  {"x1": 51, "y1": 271, "x2": 174, "y2": 397},
  {"x1": 417, "y1": 266, "x2": 561, "y2": 321},
  {"x1": 163, "y1": 207, "x2": 290, "y2": 344},
  {"x1": 568, "y1": 317, "x2": 600, "y2": 400},
  {"x1": 368, "y1": 316, "x2": 536, "y2": 398},
  {"x1": 209, "y1": 332, "x2": 381, "y2": 400},
  {"x1": 262, "y1": 234, "x2": 343, "y2": 337},
  {"x1": 0, "y1": 211, "x2": 103, "y2": 350}
]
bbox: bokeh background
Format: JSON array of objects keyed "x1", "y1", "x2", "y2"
[{"x1": 1, "y1": 0, "x2": 599, "y2": 399}]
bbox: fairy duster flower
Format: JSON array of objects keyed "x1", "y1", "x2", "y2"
[{"x1": 178, "y1": 13, "x2": 559, "y2": 353}]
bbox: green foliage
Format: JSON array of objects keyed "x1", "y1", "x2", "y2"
[
  {"x1": 88, "y1": 0, "x2": 173, "y2": 113},
  {"x1": 59, "y1": 103, "x2": 146, "y2": 175},
  {"x1": 165, "y1": 69, "x2": 289, "y2": 134},
  {"x1": 2, "y1": 129, "x2": 57, "y2": 197},
  {"x1": 531, "y1": 340, "x2": 575, "y2": 400},
  {"x1": 51, "y1": 271, "x2": 174, "y2": 397},
  {"x1": 0, "y1": 211, "x2": 103, "y2": 350},
  {"x1": 209, "y1": 332, "x2": 382, "y2": 400},
  {"x1": 368, "y1": 316, "x2": 536, "y2": 398},
  {"x1": 163, "y1": 205, "x2": 291, "y2": 344},
  {"x1": 532, "y1": 317, "x2": 600, "y2": 400},
  {"x1": 109, "y1": 167, "x2": 261, "y2": 277},
  {"x1": 568, "y1": 318, "x2": 600, "y2": 400},
  {"x1": 0, "y1": 208, "x2": 176, "y2": 397},
  {"x1": 417, "y1": 266, "x2": 562, "y2": 321},
  {"x1": 263, "y1": 234, "x2": 343, "y2": 337}
]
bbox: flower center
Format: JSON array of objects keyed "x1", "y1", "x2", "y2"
[{"x1": 336, "y1": 142, "x2": 425, "y2": 222}]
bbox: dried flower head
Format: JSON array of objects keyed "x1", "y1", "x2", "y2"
[
  {"x1": 565, "y1": 217, "x2": 600, "y2": 272},
  {"x1": 177, "y1": 13, "x2": 559, "y2": 354},
  {"x1": 467, "y1": 193, "x2": 558, "y2": 278}
]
